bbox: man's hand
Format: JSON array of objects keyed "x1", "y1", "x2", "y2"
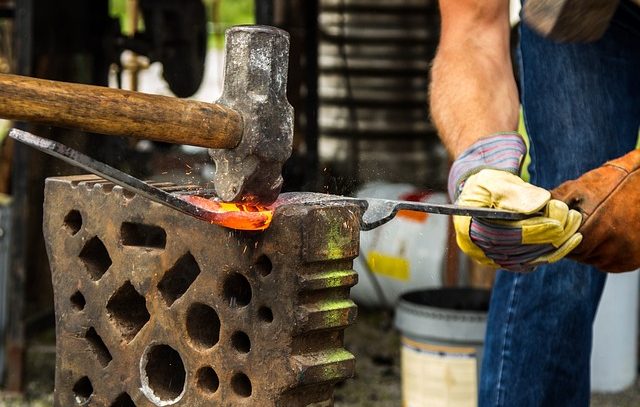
[
  {"x1": 450, "y1": 133, "x2": 583, "y2": 271},
  {"x1": 552, "y1": 149, "x2": 640, "y2": 272},
  {"x1": 456, "y1": 170, "x2": 583, "y2": 271}
]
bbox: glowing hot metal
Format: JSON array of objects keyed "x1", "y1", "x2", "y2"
[{"x1": 179, "y1": 195, "x2": 274, "y2": 231}]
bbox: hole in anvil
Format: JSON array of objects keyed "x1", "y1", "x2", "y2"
[
  {"x1": 255, "y1": 255, "x2": 272, "y2": 277},
  {"x1": 197, "y1": 367, "x2": 219, "y2": 394},
  {"x1": 73, "y1": 376, "x2": 93, "y2": 404},
  {"x1": 100, "y1": 183, "x2": 115, "y2": 193},
  {"x1": 186, "y1": 303, "x2": 220, "y2": 349},
  {"x1": 231, "y1": 372, "x2": 252, "y2": 398},
  {"x1": 158, "y1": 252, "x2": 201, "y2": 306},
  {"x1": 142, "y1": 344, "x2": 186, "y2": 403},
  {"x1": 79, "y1": 237, "x2": 112, "y2": 281},
  {"x1": 64, "y1": 210, "x2": 82, "y2": 235},
  {"x1": 121, "y1": 222, "x2": 166, "y2": 249},
  {"x1": 71, "y1": 291, "x2": 86, "y2": 311},
  {"x1": 223, "y1": 273, "x2": 252, "y2": 308},
  {"x1": 107, "y1": 281, "x2": 150, "y2": 342},
  {"x1": 231, "y1": 331, "x2": 251, "y2": 353},
  {"x1": 85, "y1": 327, "x2": 113, "y2": 367},
  {"x1": 258, "y1": 306, "x2": 273, "y2": 323},
  {"x1": 110, "y1": 392, "x2": 136, "y2": 407}
]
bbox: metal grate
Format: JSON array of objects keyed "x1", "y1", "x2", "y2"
[{"x1": 318, "y1": 0, "x2": 447, "y2": 188}]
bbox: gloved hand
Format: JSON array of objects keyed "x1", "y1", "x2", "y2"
[
  {"x1": 449, "y1": 132, "x2": 583, "y2": 271},
  {"x1": 552, "y1": 149, "x2": 640, "y2": 273}
]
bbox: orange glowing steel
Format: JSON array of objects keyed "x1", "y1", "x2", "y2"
[{"x1": 180, "y1": 195, "x2": 274, "y2": 231}]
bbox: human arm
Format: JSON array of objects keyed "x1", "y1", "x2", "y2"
[
  {"x1": 430, "y1": 0, "x2": 583, "y2": 271},
  {"x1": 429, "y1": 0, "x2": 519, "y2": 157}
]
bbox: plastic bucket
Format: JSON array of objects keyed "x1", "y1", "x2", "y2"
[
  {"x1": 352, "y1": 185, "x2": 449, "y2": 308},
  {"x1": 591, "y1": 270, "x2": 639, "y2": 392},
  {"x1": 395, "y1": 288, "x2": 490, "y2": 407}
]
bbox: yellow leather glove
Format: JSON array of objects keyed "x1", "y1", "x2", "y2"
[
  {"x1": 454, "y1": 169, "x2": 583, "y2": 271},
  {"x1": 448, "y1": 133, "x2": 582, "y2": 271}
]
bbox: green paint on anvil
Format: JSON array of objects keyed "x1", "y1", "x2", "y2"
[
  {"x1": 313, "y1": 299, "x2": 355, "y2": 312},
  {"x1": 321, "y1": 348, "x2": 354, "y2": 364},
  {"x1": 307, "y1": 270, "x2": 356, "y2": 289},
  {"x1": 297, "y1": 349, "x2": 355, "y2": 382},
  {"x1": 317, "y1": 350, "x2": 354, "y2": 380},
  {"x1": 326, "y1": 222, "x2": 350, "y2": 260},
  {"x1": 316, "y1": 365, "x2": 348, "y2": 382},
  {"x1": 313, "y1": 299, "x2": 356, "y2": 327}
]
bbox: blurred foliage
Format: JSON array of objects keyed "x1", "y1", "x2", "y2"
[
  {"x1": 205, "y1": 0, "x2": 255, "y2": 26},
  {"x1": 0, "y1": 119, "x2": 9, "y2": 144},
  {"x1": 207, "y1": 0, "x2": 255, "y2": 48},
  {"x1": 519, "y1": 109, "x2": 531, "y2": 182},
  {"x1": 109, "y1": 0, "x2": 254, "y2": 48},
  {"x1": 108, "y1": 0, "x2": 128, "y2": 32}
]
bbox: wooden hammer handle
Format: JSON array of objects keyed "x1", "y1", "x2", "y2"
[{"x1": 0, "y1": 73, "x2": 243, "y2": 149}]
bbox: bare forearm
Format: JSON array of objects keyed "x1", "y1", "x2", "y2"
[{"x1": 429, "y1": 0, "x2": 519, "y2": 158}]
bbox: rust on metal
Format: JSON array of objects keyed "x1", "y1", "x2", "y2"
[
  {"x1": 208, "y1": 26, "x2": 294, "y2": 204},
  {"x1": 43, "y1": 175, "x2": 360, "y2": 406}
]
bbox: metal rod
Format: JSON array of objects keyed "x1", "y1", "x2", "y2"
[{"x1": 8, "y1": 129, "x2": 213, "y2": 221}]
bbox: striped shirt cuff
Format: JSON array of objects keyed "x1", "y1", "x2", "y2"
[{"x1": 448, "y1": 132, "x2": 526, "y2": 201}]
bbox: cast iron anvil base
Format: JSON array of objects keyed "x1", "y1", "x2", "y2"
[{"x1": 43, "y1": 175, "x2": 360, "y2": 406}]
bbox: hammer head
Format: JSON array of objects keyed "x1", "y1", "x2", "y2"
[{"x1": 209, "y1": 26, "x2": 293, "y2": 204}]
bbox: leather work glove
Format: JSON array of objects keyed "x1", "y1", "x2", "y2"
[
  {"x1": 449, "y1": 132, "x2": 583, "y2": 271},
  {"x1": 552, "y1": 149, "x2": 640, "y2": 273}
]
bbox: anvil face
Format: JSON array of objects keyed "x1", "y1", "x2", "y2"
[{"x1": 43, "y1": 175, "x2": 359, "y2": 406}]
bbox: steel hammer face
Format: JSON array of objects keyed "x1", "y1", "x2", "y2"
[{"x1": 209, "y1": 26, "x2": 293, "y2": 204}]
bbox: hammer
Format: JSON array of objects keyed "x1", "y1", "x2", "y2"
[{"x1": 0, "y1": 26, "x2": 293, "y2": 204}]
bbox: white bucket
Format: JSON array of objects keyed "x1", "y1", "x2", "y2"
[
  {"x1": 591, "y1": 270, "x2": 639, "y2": 392},
  {"x1": 395, "y1": 288, "x2": 489, "y2": 407},
  {"x1": 352, "y1": 182, "x2": 449, "y2": 307}
]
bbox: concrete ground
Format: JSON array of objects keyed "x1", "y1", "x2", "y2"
[
  {"x1": 333, "y1": 308, "x2": 640, "y2": 407},
  {"x1": 0, "y1": 308, "x2": 638, "y2": 406}
]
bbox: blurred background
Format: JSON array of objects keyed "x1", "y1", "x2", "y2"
[{"x1": 0, "y1": 1, "x2": 637, "y2": 406}]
